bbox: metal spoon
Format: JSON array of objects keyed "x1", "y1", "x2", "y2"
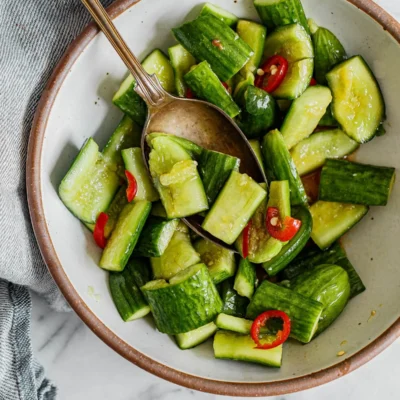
[{"x1": 81, "y1": 0, "x2": 266, "y2": 251}]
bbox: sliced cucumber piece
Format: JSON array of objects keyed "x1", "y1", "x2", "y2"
[
  {"x1": 263, "y1": 206, "x2": 312, "y2": 276},
  {"x1": 175, "y1": 322, "x2": 218, "y2": 350},
  {"x1": 184, "y1": 61, "x2": 241, "y2": 118},
  {"x1": 249, "y1": 139, "x2": 266, "y2": 175},
  {"x1": 247, "y1": 280, "x2": 324, "y2": 343},
  {"x1": 200, "y1": 3, "x2": 238, "y2": 26},
  {"x1": 263, "y1": 24, "x2": 313, "y2": 99},
  {"x1": 291, "y1": 264, "x2": 350, "y2": 335},
  {"x1": 281, "y1": 85, "x2": 332, "y2": 149},
  {"x1": 168, "y1": 44, "x2": 197, "y2": 97},
  {"x1": 142, "y1": 263, "x2": 223, "y2": 334},
  {"x1": 122, "y1": 147, "x2": 159, "y2": 202},
  {"x1": 326, "y1": 56, "x2": 385, "y2": 143},
  {"x1": 234, "y1": 258, "x2": 256, "y2": 299},
  {"x1": 220, "y1": 278, "x2": 249, "y2": 318},
  {"x1": 149, "y1": 136, "x2": 208, "y2": 218},
  {"x1": 291, "y1": 129, "x2": 359, "y2": 176},
  {"x1": 133, "y1": 217, "x2": 179, "y2": 258},
  {"x1": 310, "y1": 201, "x2": 369, "y2": 250},
  {"x1": 99, "y1": 200, "x2": 152, "y2": 271},
  {"x1": 198, "y1": 149, "x2": 240, "y2": 204},
  {"x1": 213, "y1": 330, "x2": 282, "y2": 367},
  {"x1": 150, "y1": 201, "x2": 168, "y2": 219},
  {"x1": 319, "y1": 159, "x2": 396, "y2": 206},
  {"x1": 268, "y1": 181, "x2": 291, "y2": 220},
  {"x1": 102, "y1": 116, "x2": 142, "y2": 176},
  {"x1": 215, "y1": 313, "x2": 270, "y2": 335},
  {"x1": 237, "y1": 86, "x2": 278, "y2": 139},
  {"x1": 194, "y1": 238, "x2": 236, "y2": 284},
  {"x1": 254, "y1": 0, "x2": 310, "y2": 34},
  {"x1": 59, "y1": 138, "x2": 120, "y2": 224},
  {"x1": 109, "y1": 258, "x2": 151, "y2": 321},
  {"x1": 202, "y1": 171, "x2": 267, "y2": 245},
  {"x1": 150, "y1": 222, "x2": 200, "y2": 280},
  {"x1": 173, "y1": 14, "x2": 254, "y2": 82},
  {"x1": 262, "y1": 130, "x2": 308, "y2": 205}
]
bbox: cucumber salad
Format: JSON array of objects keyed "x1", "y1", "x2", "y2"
[{"x1": 59, "y1": 0, "x2": 396, "y2": 368}]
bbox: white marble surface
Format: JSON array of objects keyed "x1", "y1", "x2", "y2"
[{"x1": 31, "y1": 0, "x2": 400, "y2": 399}]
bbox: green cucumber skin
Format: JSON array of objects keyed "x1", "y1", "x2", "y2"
[
  {"x1": 219, "y1": 278, "x2": 249, "y2": 318},
  {"x1": 198, "y1": 149, "x2": 240, "y2": 204},
  {"x1": 234, "y1": 258, "x2": 256, "y2": 299},
  {"x1": 262, "y1": 130, "x2": 308, "y2": 206},
  {"x1": 102, "y1": 116, "x2": 142, "y2": 176},
  {"x1": 175, "y1": 322, "x2": 218, "y2": 350},
  {"x1": 200, "y1": 3, "x2": 239, "y2": 26},
  {"x1": 237, "y1": 86, "x2": 278, "y2": 139},
  {"x1": 254, "y1": 0, "x2": 310, "y2": 34},
  {"x1": 142, "y1": 264, "x2": 223, "y2": 334},
  {"x1": 319, "y1": 159, "x2": 396, "y2": 206},
  {"x1": 99, "y1": 201, "x2": 152, "y2": 272},
  {"x1": 291, "y1": 264, "x2": 350, "y2": 335},
  {"x1": 249, "y1": 139, "x2": 266, "y2": 175},
  {"x1": 213, "y1": 330, "x2": 282, "y2": 368},
  {"x1": 133, "y1": 217, "x2": 179, "y2": 257},
  {"x1": 246, "y1": 280, "x2": 323, "y2": 343},
  {"x1": 173, "y1": 14, "x2": 254, "y2": 82},
  {"x1": 262, "y1": 206, "x2": 312, "y2": 276},
  {"x1": 184, "y1": 61, "x2": 241, "y2": 118},
  {"x1": 312, "y1": 27, "x2": 347, "y2": 85},
  {"x1": 109, "y1": 258, "x2": 151, "y2": 322}
]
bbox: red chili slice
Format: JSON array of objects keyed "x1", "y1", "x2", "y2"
[
  {"x1": 266, "y1": 207, "x2": 302, "y2": 242},
  {"x1": 255, "y1": 55, "x2": 289, "y2": 93},
  {"x1": 185, "y1": 87, "x2": 194, "y2": 99},
  {"x1": 250, "y1": 310, "x2": 291, "y2": 350},
  {"x1": 242, "y1": 220, "x2": 252, "y2": 259},
  {"x1": 309, "y1": 77, "x2": 317, "y2": 86},
  {"x1": 125, "y1": 170, "x2": 138, "y2": 203},
  {"x1": 93, "y1": 212, "x2": 109, "y2": 249}
]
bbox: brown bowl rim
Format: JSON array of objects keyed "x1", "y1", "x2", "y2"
[{"x1": 26, "y1": 0, "x2": 400, "y2": 396}]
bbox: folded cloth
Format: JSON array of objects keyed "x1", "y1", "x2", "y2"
[{"x1": 0, "y1": 0, "x2": 113, "y2": 398}]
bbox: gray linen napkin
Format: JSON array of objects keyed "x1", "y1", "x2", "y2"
[{"x1": 0, "y1": 0, "x2": 113, "y2": 398}]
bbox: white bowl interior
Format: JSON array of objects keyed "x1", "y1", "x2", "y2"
[{"x1": 41, "y1": 0, "x2": 400, "y2": 383}]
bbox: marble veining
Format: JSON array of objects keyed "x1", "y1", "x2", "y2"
[{"x1": 31, "y1": 0, "x2": 400, "y2": 399}]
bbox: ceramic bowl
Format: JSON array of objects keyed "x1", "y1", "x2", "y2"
[{"x1": 27, "y1": 0, "x2": 400, "y2": 396}]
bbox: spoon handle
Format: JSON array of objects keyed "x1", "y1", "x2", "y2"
[{"x1": 81, "y1": 0, "x2": 166, "y2": 106}]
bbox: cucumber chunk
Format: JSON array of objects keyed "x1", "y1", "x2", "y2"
[
  {"x1": 122, "y1": 148, "x2": 159, "y2": 202},
  {"x1": 149, "y1": 136, "x2": 208, "y2": 219},
  {"x1": 198, "y1": 149, "x2": 240, "y2": 204},
  {"x1": 99, "y1": 200, "x2": 152, "y2": 271},
  {"x1": 319, "y1": 159, "x2": 396, "y2": 206},
  {"x1": 175, "y1": 322, "x2": 218, "y2": 350},
  {"x1": 102, "y1": 116, "x2": 142, "y2": 176},
  {"x1": 184, "y1": 61, "x2": 241, "y2": 118},
  {"x1": 326, "y1": 56, "x2": 385, "y2": 143},
  {"x1": 262, "y1": 130, "x2": 308, "y2": 205},
  {"x1": 168, "y1": 44, "x2": 196, "y2": 97},
  {"x1": 234, "y1": 258, "x2": 256, "y2": 299},
  {"x1": 281, "y1": 85, "x2": 332, "y2": 149},
  {"x1": 249, "y1": 139, "x2": 266, "y2": 174},
  {"x1": 142, "y1": 263, "x2": 223, "y2": 334},
  {"x1": 236, "y1": 86, "x2": 278, "y2": 139},
  {"x1": 215, "y1": 313, "x2": 270, "y2": 334},
  {"x1": 172, "y1": 14, "x2": 254, "y2": 82},
  {"x1": 59, "y1": 138, "x2": 120, "y2": 224},
  {"x1": 133, "y1": 217, "x2": 179, "y2": 258},
  {"x1": 150, "y1": 201, "x2": 168, "y2": 219},
  {"x1": 310, "y1": 201, "x2": 369, "y2": 250},
  {"x1": 200, "y1": 3, "x2": 239, "y2": 26},
  {"x1": 263, "y1": 24, "x2": 313, "y2": 99},
  {"x1": 263, "y1": 206, "x2": 312, "y2": 276},
  {"x1": 213, "y1": 330, "x2": 282, "y2": 367},
  {"x1": 254, "y1": 0, "x2": 310, "y2": 34},
  {"x1": 109, "y1": 258, "x2": 151, "y2": 321},
  {"x1": 291, "y1": 264, "x2": 350, "y2": 335},
  {"x1": 268, "y1": 181, "x2": 291, "y2": 220},
  {"x1": 202, "y1": 171, "x2": 267, "y2": 245},
  {"x1": 150, "y1": 222, "x2": 200, "y2": 280},
  {"x1": 246, "y1": 280, "x2": 323, "y2": 343},
  {"x1": 194, "y1": 238, "x2": 236, "y2": 284},
  {"x1": 291, "y1": 129, "x2": 359, "y2": 176},
  {"x1": 219, "y1": 278, "x2": 249, "y2": 318}
]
